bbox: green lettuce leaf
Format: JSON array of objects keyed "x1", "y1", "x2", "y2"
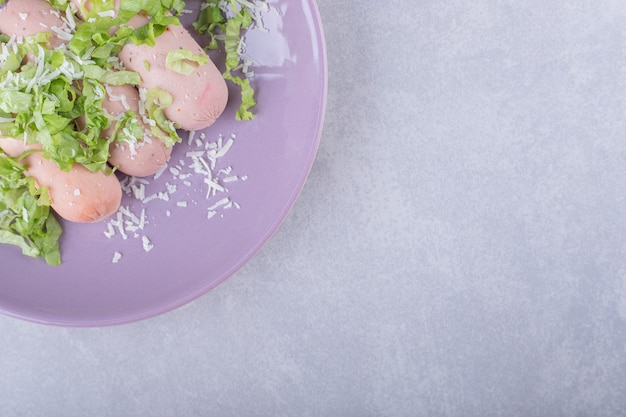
[
  {"x1": 0, "y1": 151, "x2": 62, "y2": 266},
  {"x1": 83, "y1": 65, "x2": 142, "y2": 86},
  {"x1": 165, "y1": 49, "x2": 209, "y2": 75},
  {"x1": 0, "y1": 92, "x2": 33, "y2": 114},
  {"x1": 69, "y1": 0, "x2": 183, "y2": 64},
  {"x1": 143, "y1": 87, "x2": 181, "y2": 147},
  {"x1": 194, "y1": 0, "x2": 259, "y2": 120}
]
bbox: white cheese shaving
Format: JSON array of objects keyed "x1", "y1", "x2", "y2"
[
  {"x1": 222, "y1": 176, "x2": 238, "y2": 183},
  {"x1": 112, "y1": 252, "x2": 122, "y2": 263},
  {"x1": 105, "y1": 85, "x2": 131, "y2": 110},
  {"x1": 105, "y1": 130, "x2": 244, "y2": 260},
  {"x1": 208, "y1": 197, "x2": 230, "y2": 211},
  {"x1": 50, "y1": 25, "x2": 73, "y2": 41},
  {"x1": 104, "y1": 222, "x2": 115, "y2": 238},
  {"x1": 63, "y1": 6, "x2": 76, "y2": 32},
  {"x1": 141, "y1": 236, "x2": 154, "y2": 252},
  {"x1": 98, "y1": 10, "x2": 116, "y2": 18}
]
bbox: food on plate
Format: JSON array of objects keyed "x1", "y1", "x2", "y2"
[
  {"x1": 194, "y1": 0, "x2": 262, "y2": 121},
  {"x1": 0, "y1": 0, "x2": 265, "y2": 265},
  {"x1": 70, "y1": 0, "x2": 228, "y2": 131},
  {"x1": 0, "y1": 146, "x2": 62, "y2": 266},
  {"x1": 0, "y1": 138, "x2": 122, "y2": 223},
  {"x1": 100, "y1": 84, "x2": 173, "y2": 177},
  {"x1": 118, "y1": 22, "x2": 228, "y2": 131},
  {"x1": 0, "y1": 0, "x2": 175, "y2": 177}
]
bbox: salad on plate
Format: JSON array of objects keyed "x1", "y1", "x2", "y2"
[{"x1": 0, "y1": 0, "x2": 265, "y2": 265}]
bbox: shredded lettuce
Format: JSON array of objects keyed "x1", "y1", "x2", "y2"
[
  {"x1": 194, "y1": 0, "x2": 261, "y2": 121},
  {"x1": 142, "y1": 87, "x2": 182, "y2": 147},
  {"x1": 0, "y1": 151, "x2": 62, "y2": 266},
  {"x1": 109, "y1": 109, "x2": 145, "y2": 147},
  {"x1": 0, "y1": 34, "x2": 115, "y2": 173},
  {"x1": 0, "y1": 2, "x2": 186, "y2": 265},
  {"x1": 165, "y1": 49, "x2": 209, "y2": 75},
  {"x1": 0, "y1": 0, "x2": 268, "y2": 264},
  {"x1": 82, "y1": 65, "x2": 142, "y2": 86}
]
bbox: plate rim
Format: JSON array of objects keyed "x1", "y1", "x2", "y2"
[{"x1": 0, "y1": 0, "x2": 328, "y2": 327}]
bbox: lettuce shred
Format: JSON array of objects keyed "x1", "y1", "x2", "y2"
[
  {"x1": 0, "y1": 151, "x2": 62, "y2": 266},
  {"x1": 68, "y1": 0, "x2": 184, "y2": 64},
  {"x1": 194, "y1": 0, "x2": 263, "y2": 121},
  {"x1": 142, "y1": 87, "x2": 182, "y2": 147},
  {"x1": 0, "y1": 0, "x2": 267, "y2": 265},
  {"x1": 0, "y1": 0, "x2": 189, "y2": 265},
  {"x1": 0, "y1": 35, "x2": 136, "y2": 173}
]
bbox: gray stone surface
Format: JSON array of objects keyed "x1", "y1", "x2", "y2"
[{"x1": 3, "y1": 0, "x2": 626, "y2": 415}]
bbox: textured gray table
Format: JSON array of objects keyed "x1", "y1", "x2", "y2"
[{"x1": 3, "y1": 1, "x2": 626, "y2": 416}]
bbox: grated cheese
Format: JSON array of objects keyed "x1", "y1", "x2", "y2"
[
  {"x1": 222, "y1": 175, "x2": 238, "y2": 183},
  {"x1": 112, "y1": 251, "x2": 122, "y2": 263},
  {"x1": 141, "y1": 236, "x2": 154, "y2": 252},
  {"x1": 106, "y1": 130, "x2": 245, "y2": 262}
]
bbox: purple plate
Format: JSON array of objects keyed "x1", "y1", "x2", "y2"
[{"x1": 0, "y1": 0, "x2": 326, "y2": 326}]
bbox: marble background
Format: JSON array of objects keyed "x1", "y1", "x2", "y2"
[{"x1": 3, "y1": 0, "x2": 626, "y2": 415}]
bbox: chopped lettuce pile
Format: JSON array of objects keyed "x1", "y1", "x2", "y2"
[
  {"x1": 0, "y1": 32, "x2": 141, "y2": 174},
  {"x1": 0, "y1": 0, "x2": 263, "y2": 265}
]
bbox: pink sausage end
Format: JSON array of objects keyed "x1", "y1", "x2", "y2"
[
  {"x1": 0, "y1": 138, "x2": 122, "y2": 223},
  {"x1": 0, "y1": 0, "x2": 67, "y2": 49}
]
